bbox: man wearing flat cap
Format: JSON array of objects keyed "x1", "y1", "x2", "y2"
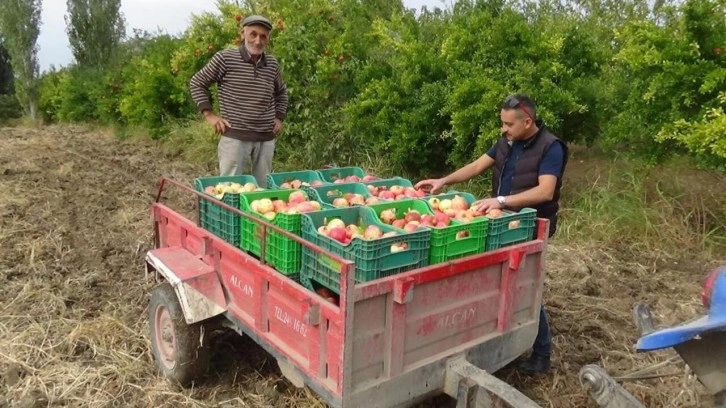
[{"x1": 190, "y1": 15, "x2": 288, "y2": 187}]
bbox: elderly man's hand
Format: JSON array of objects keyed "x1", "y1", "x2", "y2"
[
  {"x1": 204, "y1": 112, "x2": 231, "y2": 134},
  {"x1": 273, "y1": 118, "x2": 283, "y2": 135}
]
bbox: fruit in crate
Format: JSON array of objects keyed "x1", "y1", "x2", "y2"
[
  {"x1": 326, "y1": 192, "x2": 367, "y2": 207},
  {"x1": 377, "y1": 207, "x2": 427, "y2": 232},
  {"x1": 331, "y1": 174, "x2": 377, "y2": 183},
  {"x1": 279, "y1": 179, "x2": 324, "y2": 189},
  {"x1": 390, "y1": 242, "x2": 409, "y2": 253},
  {"x1": 332, "y1": 197, "x2": 349, "y2": 207},
  {"x1": 204, "y1": 181, "x2": 260, "y2": 198},
  {"x1": 346, "y1": 193, "x2": 366, "y2": 205},
  {"x1": 316, "y1": 218, "x2": 391, "y2": 244},
  {"x1": 368, "y1": 185, "x2": 426, "y2": 201},
  {"x1": 485, "y1": 209, "x2": 503, "y2": 218},
  {"x1": 249, "y1": 193, "x2": 321, "y2": 217},
  {"x1": 316, "y1": 287, "x2": 337, "y2": 304}
]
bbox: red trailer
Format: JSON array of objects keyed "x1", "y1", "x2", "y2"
[{"x1": 145, "y1": 177, "x2": 549, "y2": 407}]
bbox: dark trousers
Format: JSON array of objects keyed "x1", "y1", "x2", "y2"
[
  {"x1": 532, "y1": 215, "x2": 556, "y2": 357},
  {"x1": 533, "y1": 305, "x2": 552, "y2": 357}
]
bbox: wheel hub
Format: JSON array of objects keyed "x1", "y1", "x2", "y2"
[{"x1": 154, "y1": 305, "x2": 177, "y2": 370}]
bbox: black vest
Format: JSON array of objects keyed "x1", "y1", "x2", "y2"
[{"x1": 491, "y1": 122, "x2": 568, "y2": 233}]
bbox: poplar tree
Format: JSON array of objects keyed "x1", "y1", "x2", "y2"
[
  {"x1": 0, "y1": 0, "x2": 42, "y2": 120},
  {"x1": 65, "y1": 0, "x2": 126, "y2": 67}
]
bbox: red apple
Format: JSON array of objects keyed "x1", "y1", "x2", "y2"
[
  {"x1": 434, "y1": 212, "x2": 451, "y2": 226},
  {"x1": 392, "y1": 219, "x2": 406, "y2": 229},
  {"x1": 404, "y1": 210, "x2": 421, "y2": 223},
  {"x1": 364, "y1": 225, "x2": 383, "y2": 240},
  {"x1": 451, "y1": 195, "x2": 469, "y2": 211},
  {"x1": 389, "y1": 185, "x2": 405, "y2": 195},
  {"x1": 327, "y1": 218, "x2": 345, "y2": 230},
  {"x1": 327, "y1": 227, "x2": 347, "y2": 243},
  {"x1": 379, "y1": 209, "x2": 397, "y2": 224},
  {"x1": 272, "y1": 199, "x2": 287, "y2": 212},
  {"x1": 289, "y1": 191, "x2": 307, "y2": 204},
  {"x1": 486, "y1": 209, "x2": 503, "y2": 218},
  {"x1": 365, "y1": 197, "x2": 380, "y2": 205},
  {"x1": 332, "y1": 197, "x2": 349, "y2": 207},
  {"x1": 379, "y1": 191, "x2": 395, "y2": 200}
]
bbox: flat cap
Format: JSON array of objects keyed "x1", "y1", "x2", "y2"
[{"x1": 241, "y1": 15, "x2": 272, "y2": 30}]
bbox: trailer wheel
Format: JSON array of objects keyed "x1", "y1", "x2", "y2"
[{"x1": 148, "y1": 282, "x2": 210, "y2": 387}]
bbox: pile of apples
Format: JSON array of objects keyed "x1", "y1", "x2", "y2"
[
  {"x1": 428, "y1": 195, "x2": 506, "y2": 220},
  {"x1": 204, "y1": 182, "x2": 261, "y2": 199},
  {"x1": 326, "y1": 191, "x2": 381, "y2": 207},
  {"x1": 279, "y1": 179, "x2": 326, "y2": 189},
  {"x1": 366, "y1": 185, "x2": 428, "y2": 201},
  {"x1": 332, "y1": 174, "x2": 378, "y2": 184},
  {"x1": 249, "y1": 191, "x2": 322, "y2": 220},
  {"x1": 316, "y1": 217, "x2": 399, "y2": 246}
]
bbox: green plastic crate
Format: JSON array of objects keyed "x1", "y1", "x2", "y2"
[
  {"x1": 361, "y1": 177, "x2": 413, "y2": 188},
  {"x1": 194, "y1": 175, "x2": 260, "y2": 247},
  {"x1": 306, "y1": 182, "x2": 373, "y2": 209},
  {"x1": 484, "y1": 208, "x2": 537, "y2": 251},
  {"x1": 239, "y1": 189, "x2": 320, "y2": 275},
  {"x1": 300, "y1": 207, "x2": 430, "y2": 294},
  {"x1": 266, "y1": 170, "x2": 327, "y2": 189},
  {"x1": 316, "y1": 166, "x2": 369, "y2": 183},
  {"x1": 368, "y1": 198, "x2": 488, "y2": 264}
]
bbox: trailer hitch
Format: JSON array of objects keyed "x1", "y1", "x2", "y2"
[{"x1": 444, "y1": 356, "x2": 542, "y2": 408}]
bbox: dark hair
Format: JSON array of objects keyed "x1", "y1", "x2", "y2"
[{"x1": 501, "y1": 94, "x2": 536, "y2": 121}]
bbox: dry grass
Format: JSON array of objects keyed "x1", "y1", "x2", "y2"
[{"x1": 0, "y1": 125, "x2": 723, "y2": 407}]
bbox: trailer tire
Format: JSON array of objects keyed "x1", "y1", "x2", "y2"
[{"x1": 148, "y1": 282, "x2": 211, "y2": 387}]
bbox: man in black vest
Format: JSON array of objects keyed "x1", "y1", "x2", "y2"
[{"x1": 415, "y1": 94, "x2": 568, "y2": 375}]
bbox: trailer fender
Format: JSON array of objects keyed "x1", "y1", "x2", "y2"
[{"x1": 146, "y1": 248, "x2": 227, "y2": 325}]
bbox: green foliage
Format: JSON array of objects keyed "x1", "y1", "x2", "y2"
[
  {"x1": 118, "y1": 34, "x2": 189, "y2": 138},
  {"x1": 28, "y1": 0, "x2": 726, "y2": 174},
  {"x1": 0, "y1": 0, "x2": 42, "y2": 120},
  {"x1": 603, "y1": 0, "x2": 726, "y2": 162},
  {"x1": 0, "y1": 94, "x2": 21, "y2": 124},
  {"x1": 65, "y1": 0, "x2": 126, "y2": 67}
]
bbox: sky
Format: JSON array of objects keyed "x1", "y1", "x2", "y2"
[{"x1": 38, "y1": 0, "x2": 450, "y2": 72}]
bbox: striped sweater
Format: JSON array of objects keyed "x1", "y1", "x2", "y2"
[{"x1": 189, "y1": 46, "x2": 288, "y2": 142}]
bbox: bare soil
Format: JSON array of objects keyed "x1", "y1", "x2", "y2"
[{"x1": 1, "y1": 125, "x2": 723, "y2": 407}]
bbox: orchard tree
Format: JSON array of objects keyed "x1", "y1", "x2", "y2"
[
  {"x1": 0, "y1": 0, "x2": 42, "y2": 120},
  {"x1": 65, "y1": 0, "x2": 126, "y2": 67}
]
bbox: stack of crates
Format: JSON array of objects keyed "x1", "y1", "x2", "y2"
[{"x1": 193, "y1": 167, "x2": 539, "y2": 291}]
